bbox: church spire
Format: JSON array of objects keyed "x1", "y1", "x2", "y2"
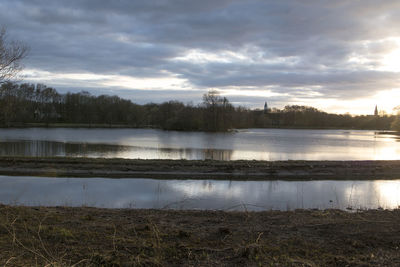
[
  {"x1": 264, "y1": 101, "x2": 268, "y2": 114},
  {"x1": 374, "y1": 105, "x2": 378, "y2": 116}
]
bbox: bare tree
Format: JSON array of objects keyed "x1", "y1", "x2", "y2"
[
  {"x1": 202, "y1": 89, "x2": 233, "y2": 131},
  {"x1": 0, "y1": 27, "x2": 28, "y2": 84}
]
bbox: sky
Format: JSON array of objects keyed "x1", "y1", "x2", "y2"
[{"x1": 2, "y1": 0, "x2": 400, "y2": 114}]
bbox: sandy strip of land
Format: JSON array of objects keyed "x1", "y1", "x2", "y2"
[
  {"x1": 0, "y1": 205, "x2": 399, "y2": 266},
  {"x1": 0, "y1": 157, "x2": 400, "y2": 180}
]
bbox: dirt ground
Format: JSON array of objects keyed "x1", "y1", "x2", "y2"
[
  {"x1": 0, "y1": 205, "x2": 399, "y2": 266},
  {"x1": 1, "y1": 157, "x2": 400, "y2": 180}
]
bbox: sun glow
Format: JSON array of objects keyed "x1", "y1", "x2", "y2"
[
  {"x1": 373, "y1": 181, "x2": 400, "y2": 209},
  {"x1": 381, "y1": 38, "x2": 400, "y2": 72},
  {"x1": 374, "y1": 89, "x2": 400, "y2": 114},
  {"x1": 382, "y1": 50, "x2": 400, "y2": 72}
]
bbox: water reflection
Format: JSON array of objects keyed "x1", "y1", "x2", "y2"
[
  {"x1": 0, "y1": 128, "x2": 399, "y2": 160},
  {"x1": 0, "y1": 140, "x2": 128, "y2": 158},
  {"x1": 0, "y1": 176, "x2": 399, "y2": 211},
  {"x1": 0, "y1": 140, "x2": 234, "y2": 160}
]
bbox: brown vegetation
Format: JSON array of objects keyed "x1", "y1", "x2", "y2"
[
  {"x1": 0, "y1": 205, "x2": 399, "y2": 266},
  {"x1": 1, "y1": 157, "x2": 400, "y2": 180}
]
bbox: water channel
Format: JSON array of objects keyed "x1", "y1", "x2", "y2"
[{"x1": 1, "y1": 176, "x2": 399, "y2": 211}]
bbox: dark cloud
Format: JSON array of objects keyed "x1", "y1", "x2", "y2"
[{"x1": 1, "y1": 0, "x2": 400, "y2": 112}]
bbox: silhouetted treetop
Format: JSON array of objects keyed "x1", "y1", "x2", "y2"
[{"x1": 0, "y1": 27, "x2": 28, "y2": 84}]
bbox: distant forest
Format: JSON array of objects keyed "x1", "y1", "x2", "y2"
[{"x1": 0, "y1": 82, "x2": 397, "y2": 132}]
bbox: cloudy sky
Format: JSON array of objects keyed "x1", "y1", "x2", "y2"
[{"x1": 2, "y1": 0, "x2": 400, "y2": 114}]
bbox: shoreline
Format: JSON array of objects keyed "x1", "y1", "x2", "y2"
[
  {"x1": 1, "y1": 205, "x2": 399, "y2": 266},
  {"x1": 1, "y1": 157, "x2": 400, "y2": 180},
  {"x1": 0, "y1": 123, "x2": 396, "y2": 132}
]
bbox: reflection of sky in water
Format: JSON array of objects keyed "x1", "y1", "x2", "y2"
[
  {"x1": 0, "y1": 176, "x2": 399, "y2": 211},
  {"x1": 0, "y1": 128, "x2": 399, "y2": 160}
]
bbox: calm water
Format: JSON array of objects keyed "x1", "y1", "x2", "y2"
[
  {"x1": 1, "y1": 176, "x2": 399, "y2": 210},
  {"x1": 0, "y1": 128, "x2": 399, "y2": 160}
]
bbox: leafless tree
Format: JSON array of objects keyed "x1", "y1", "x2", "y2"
[
  {"x1": 0, "y1": 27, "x2": 29, "y2": 84},
  {"x1": 202, "y1": 89, "x2": 233, "y2": 131}
]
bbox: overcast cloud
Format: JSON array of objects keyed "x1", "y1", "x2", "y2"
[{"x1": 2, "y1": 0, "x2": 400, "y2": 113}]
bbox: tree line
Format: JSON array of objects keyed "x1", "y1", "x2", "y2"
[
  {"x1": 0, "y1": 28, "x2": 399, "y2": 132},
  {"x1": 0, "y1": 82, "x2": 397, "y2": 131}
]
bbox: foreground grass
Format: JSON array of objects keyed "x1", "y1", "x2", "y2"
[{"x1": 0, "y1": 205, "x2": 399, "y2": 266}]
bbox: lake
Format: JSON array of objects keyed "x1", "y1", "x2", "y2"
[
  {"x1": 1, "y1": 176, "x2": 399, "y2": 210},
  {"x1": 0, "y1": 128, "x2": 399, "y2": 160}
]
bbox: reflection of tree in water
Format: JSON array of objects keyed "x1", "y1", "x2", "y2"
[
  {"x1": 0, "y1": 140, "x2": 130, "y2": 157},
  {"x1": 203, "y1": 148, "x2": 233, "y2": 160},
  {"x1": 0, "y1": 140, "x2": 235, "y2": 160},
  {"x1": 0, "y1": 140, "x2": 67, "y2": 157},
  {"x1": 157, "y1": 147, "x2": 233, "y2": 160},
  {"x1": 202, "y1": 180, "x2": 213, "y2": 191},
  {"x1": 65, "y1": 143, "x2": 131, "y2": 157}
]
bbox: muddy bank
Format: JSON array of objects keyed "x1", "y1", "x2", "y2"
[
  {"x1": 1, "y1": 157, "x2": 400, "y2": 180},
  {"x1": 0, "y1": 205, "x2": 399, "y2": 266}
]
